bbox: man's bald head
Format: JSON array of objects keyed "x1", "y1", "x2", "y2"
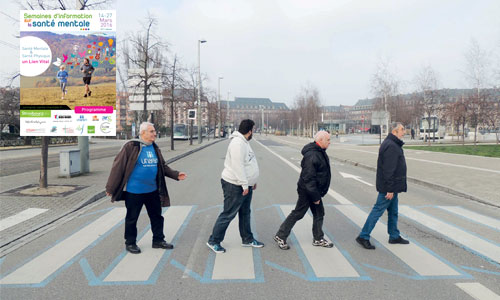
[{"x1": 314, "y1": 130, "x2": 331, "y2": 149}]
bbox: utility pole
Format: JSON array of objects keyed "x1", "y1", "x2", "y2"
[
  {"x1": 197, "y1": 39, "x2": 206, "y2": 144},
  {"x1": 217, "y1": 77, "x2": 223, "y2": 138}
]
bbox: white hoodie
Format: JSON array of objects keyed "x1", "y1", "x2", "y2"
[{"x1": 221, "y1": 131, "x2": 259, "y2": 190}]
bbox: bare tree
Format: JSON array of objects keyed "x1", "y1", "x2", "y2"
[
  {"x1": 414, "y1": 64, "x2": 440, "y2": 145},
  {"x1": 124, "y1": 14, "x2": 169, "y2": 123},
  {"x1": 0, "y1": 87, "x2": 20, "y2": 134},
  {"x1": 21, "y1": 0, "x2": 115, "y2": 10},
  {"x1": 371, "y1": 58, "x2": 399, "y2": 139},
  {"x1": 464, "y1": 39, "x2": 491, "y2": 145}
]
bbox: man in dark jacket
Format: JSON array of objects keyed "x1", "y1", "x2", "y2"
[
  {"x1": 274, "y1": 131, "x2": 334, "y2": 250},
  {"x1": 356, "y1": 122, "x2": 409, "y2": 250},
  {"x1": 106, "y1": 122, "x2": 187, "y2": 254}
]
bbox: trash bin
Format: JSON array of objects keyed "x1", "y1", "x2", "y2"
[{"x1": 60, "y1": 149, "x2": 81, "y2": 177}]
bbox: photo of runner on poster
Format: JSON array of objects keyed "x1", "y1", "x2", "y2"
[{"x1": 20, "y1": 31, "x2": 116, "y2": 109}]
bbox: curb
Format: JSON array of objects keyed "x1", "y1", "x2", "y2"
[
  {"x1": 0, "y1": 138, "x2": 226, "y2": 256},
  {"x1": 330, "y1": 155, "x2": 499, "y2": 209}
]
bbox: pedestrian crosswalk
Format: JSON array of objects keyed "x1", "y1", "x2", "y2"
[
  {"x1": 1, "y1": 204, "x2": 499, "y2": 298},
  {"x1": 0, "y1": 208, "x2": 48, "y2": 232}
]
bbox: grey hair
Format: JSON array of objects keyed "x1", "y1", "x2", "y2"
[
  {"x1": 139, "y1": 122, "x2": 154, "y2": 133},
  {"x1": 314, "y1": 130, "x2": 330, "y2": 142},
  {"x1": 390, "y1": 122, "x2": 403, "y2": 132}
]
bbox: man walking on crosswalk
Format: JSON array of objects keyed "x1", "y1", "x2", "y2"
[
  {"x1": 356, "y1": 122, "x2": 410, "y2": 250},
  {"x1": 274, "y1": 130, "x2": 334, "y2": 250},
  {"x1": 207, "y1": 119, "x2": 264, "y2": 253},
  {"x1": 106, "y1": 122, "x2": 187, "y2": 254}
]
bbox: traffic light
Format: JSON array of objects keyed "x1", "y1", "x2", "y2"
[{"x1": 188, "y1": 109, "x2": 196, "y2": 120}]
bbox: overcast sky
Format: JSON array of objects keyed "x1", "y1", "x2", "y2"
[{"x1": 1, "y1": 0, "x2": 499, "y2": 106}]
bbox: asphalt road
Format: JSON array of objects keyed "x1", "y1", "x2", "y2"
[{"x1": 1, "y1": 137, "x2": 499, "y2": 299}]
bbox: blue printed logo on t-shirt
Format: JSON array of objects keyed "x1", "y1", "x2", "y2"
[{"x1": 126, "y1": 145, "x2": 158, "y2": 194}]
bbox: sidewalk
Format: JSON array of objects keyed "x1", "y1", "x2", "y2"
[
  {"x1": 0, "y1": 138, "x2": 225, "y2": 256},
  {"x1": 269, "y1": 135, "x2": 500, "y2": 208}
]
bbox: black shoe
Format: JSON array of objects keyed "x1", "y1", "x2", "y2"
[
  {"x1": 126, "y1": 244, "x2": 141, "y2": 254},
  {"x1": 389, "y1": 236, "x2": 410, "y2": 244},
  {"x1": 152, "y1": 240, "x2": 174, "y2": 249},
  {"x1": 88, "y1": 90, "x2": 91, "y2": 96},
  {"x1": 83, "y1": 93, "x2": 87, "y2": 98},
  {"x1": 356, "y1": 236, "x2": 375, "y2": 250}
]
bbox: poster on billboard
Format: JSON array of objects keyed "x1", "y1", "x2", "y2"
[{"x1": 19, "y1": 10, "x2": 116, "y2": 136}]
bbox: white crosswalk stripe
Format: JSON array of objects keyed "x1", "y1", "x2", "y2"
[
  {"x1": 334, "y1": 204, "x2": 462, "y2": 276},
  {"x1": 456, "y1": 282, "x2": 500, "y2": 300},
  {"x1": 103, "y1": 206, "x2": 193, "y2": 282},
  {"x1": 0, "y1": 208, "x2": 48, "y2": 232},
  {"x1": 0, "y1": 208, "x2": 126, "y2": 285},
  {"x1": 399, "y1": 205, "x2": 500, "y2": 264},
  {"x1": 211, "y1": 215, "x2": 256, "y2": 280},
  {"x1": 279, "y1": 205, "x2": 360, "y2": 278},
  {"x1": 438, "y1": 206, "x2": 500, "y2": 231}
]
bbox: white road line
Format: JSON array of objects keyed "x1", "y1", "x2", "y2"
[
  {"x1": 399, "y1": 206, "x2": 500, "y2": 264},
  {"x1": 438, "y1": 206, "x2": 500, "y2": 231},
  {"x1": 0, "y1": 208, "x2": 126, "y2": 285},
  {"x1": 334, "y1": 204, "x2": 461, "y2": 276},
  {"x1": 254, "y1": 139, "x2": 353, "y2": 205},
  {"x1": 212, "y1": 215, "x2": 255, "y2": 280},
  {"x1": 0, "y1": 208, "x2": 48, "y2": 232},
  {"x1": 103, "y1": 206, "x2": 193, "y2": 282},
  {"x1": 334, "y1": 147, "x2": 500, "y2": 175},
  {"x1": 339, "y1": 172, "x2": 374, "y2": 187},
  {"x1": 280, "y1": 205, "x2": 360, "y2": 278},
  {"x1": 456, "y1": 282, "x2": 500, "y2": 300}
]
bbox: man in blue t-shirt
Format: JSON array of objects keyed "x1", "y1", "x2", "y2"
[{"x1": 106, "y1": 122, "x2": 187, "y2": 254}]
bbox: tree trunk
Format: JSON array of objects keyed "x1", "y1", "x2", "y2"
[{"x1": 39, "y1": 136, "x2": 49, "y2": 188}]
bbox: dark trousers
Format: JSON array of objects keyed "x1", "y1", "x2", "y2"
[
  {"x1": 124, "y1": 190, "x2": 164, "y2": 245},
  {"x1": 276, "y1": 187, "x2": 325, "y2": 241},
  {"x1": 208, "y1": 179, "x2": 254, "y2": 244}
]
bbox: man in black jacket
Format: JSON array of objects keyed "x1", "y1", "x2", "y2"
[
  {"x1": 356, "y1": 122, "x2": 410, "y2": 250},
  {"x1": 274, "y1": 131, "x2": 334, "y2": 250}
]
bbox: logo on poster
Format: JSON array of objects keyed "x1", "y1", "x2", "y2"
[
  {"x1": 92, "y1": 115, "x2": 99, "y2": 121},
  {"x1": 100, "y1": 122, "x2": 111, "y2": 133},
  {"x1": 51, "y1": 126, "x2": 57, "y2": 133},
  {"x1": 76, "y1": 124, "x2": 84, "y2": 134},
  {"x1": 102, "y1": 115, "x2": 112, "y2": 122},
  {"x1": 87, "y1": 125, "x2": 95, "y2": 134},
  {"x1": 77, "y1": 115, "x2": 87, "y2": 122}
]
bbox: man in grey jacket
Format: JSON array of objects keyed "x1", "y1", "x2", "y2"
[{"x1": 207, "y1": 119, "x2": 263, "y2": 253}]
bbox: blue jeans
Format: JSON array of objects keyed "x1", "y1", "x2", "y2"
[
  {"x1": 359, "y1": 192, "x2": 400, "y2": 240},
  {"x1": 208, "y1": 179, "x2": 254, "y2": 244}
]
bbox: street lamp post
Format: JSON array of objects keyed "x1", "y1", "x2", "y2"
[
  {"x1": 197, "y1": 39, "x2": 206, "y2": 144},
  {"x1": 217, "y1": 76, "x2": 223, "y2": 138},
  {"x1": 225, "y1": 91, "x2": 231, "y2": 135}
]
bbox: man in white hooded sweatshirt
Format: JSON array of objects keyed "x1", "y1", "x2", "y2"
[{"x1": 207, "y1": 119, "x2": 263, "y2": 253}]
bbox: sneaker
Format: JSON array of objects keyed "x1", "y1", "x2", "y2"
[
  {"x1": 312, "y1": 238, "x2": 334, "y2": 248},
  {"x1": 88, "y1": 90, "x2": 92, "y2": 96},
  {"x1": 64, "y1": 90, "x2": 67, "y2": 95},
  {"x1": 242, "y1": 239, "x2": 264, "y2": 248},
  {"x1": 389, "y1": 236, "x2": 410, "y2": 244},
  {"x1": 206, "y1": 242, "x2": 226, "y2": 253},
  {"x1": 356, "y1": 236, "x2": 375, "y2": 250},
  {"x1": 273, "y1": 235, "x2": 290, "y2": 250},
  {"x1": 84, "y1": 94, "x2": 87, "y2": 98}
]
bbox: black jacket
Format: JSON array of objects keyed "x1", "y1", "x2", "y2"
[
  {"x1": 297, "y1": 142, "x2": 331, "y2": 202},
  {"x1": 376, "y1": 133, "x2": 407, "y2": 193}
]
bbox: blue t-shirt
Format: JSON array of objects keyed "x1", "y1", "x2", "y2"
[
  {"x1": 126, "y1": 144, "x2": 158, "y2": 194},
  {"x1": 57, "y1": 70, "x2": 68, "y2": 83}
]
